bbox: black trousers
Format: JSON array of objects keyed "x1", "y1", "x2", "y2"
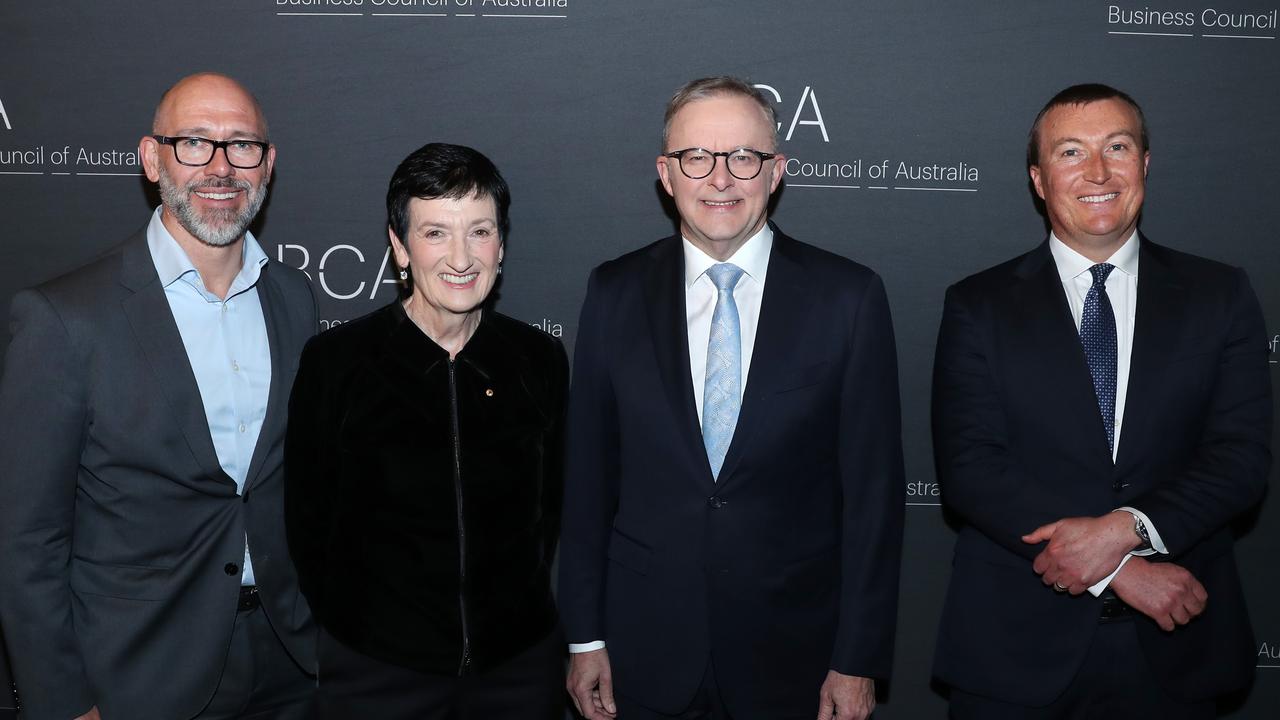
[
  {"x1": 949, "y1": 619, "x2": 1214, "y2": 720},
  {"x1": 316, "y1": 627, "x2": 565, "y2": 720},
  {"x1": 196, "y1": 602, "x2": 317, "y2": 720}
]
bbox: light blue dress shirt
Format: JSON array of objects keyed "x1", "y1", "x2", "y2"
[{"x1": 145, "y1": 208, "x2": 272, "y2": 585}]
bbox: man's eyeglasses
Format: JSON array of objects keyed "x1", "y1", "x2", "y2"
[
  {"x1": 153, "y1": 135, "x2": 270, "y2": 169},
  {"x1": 663, "y1": 147, "x2": 777, "y2": 181}
]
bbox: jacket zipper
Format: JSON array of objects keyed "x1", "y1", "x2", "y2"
[{"x1": 448, "y1": 359, "x2": 472, "y2": 675}]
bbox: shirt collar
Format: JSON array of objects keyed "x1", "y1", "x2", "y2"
[
  {"x1": 1048, "y1": 229, "x2": 1139, "y2": 284},
  {"x1": 682, "y1": 223, "x2": 773, "y2": 289},
  {"x1": 145, "y1": 206, "x2": 269, "y2": 296}
]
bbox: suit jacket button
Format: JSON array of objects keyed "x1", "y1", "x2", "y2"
[
  {"x1": 224, "y1": 563, "x2": 239, "y2": 576},
  {"x1": 708, "y1": 495, "x2": 725, "y2": 509}
]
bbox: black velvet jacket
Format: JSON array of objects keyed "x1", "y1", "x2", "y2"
[{"x1": 284, "y1": 301, "x2": 567, "y2": 675}]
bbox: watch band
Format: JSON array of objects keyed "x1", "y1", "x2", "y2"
[{"x1": 1131, "y1": 512, "x2": 1152, "y2": 551}]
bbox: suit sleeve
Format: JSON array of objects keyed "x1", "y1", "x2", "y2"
[
  {"x1": 931, "y1": 284, "x2": 1077, "y2": 560},
  {"x1": 283, "y1": 336, "x2": 339, "y2": 620},
  {"x1": 557, "y1": 268, "x2": 621, "y2": 644},
  {"x1": 0, "y1": 289, "x2": 97, "y2": 720},
  {"x1": 830, "y1": 274, "x2": 906, "y2": 679},
  {"x1": 1128, "y1": 268, "x2": 1271, "y2": 555},
  {"x1": 540, "y1": 338, "x2": 569, "y2": 568}
]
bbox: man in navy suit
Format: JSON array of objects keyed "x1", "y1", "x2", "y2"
[
  {"x1": 932, "y1": 84, "x2": 1271, "y2": 718},
  {"x1": 558, "y1": 76, "x2": 905, "y2": 720}
]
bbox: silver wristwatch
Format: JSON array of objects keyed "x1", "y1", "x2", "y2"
[{"x1": 1131, "y1": 512, "x2": 1152, "y2": 551}]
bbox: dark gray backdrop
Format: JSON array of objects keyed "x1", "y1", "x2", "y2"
[{"x1": 2, "y1": 1, "x2": 1278, "y2": 717}]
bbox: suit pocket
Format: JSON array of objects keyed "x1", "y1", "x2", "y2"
[
  {"x1": 70, "y1": 556, "x2": 173, "y2": 601},
  {"x1": 953, "y1": 534, "x2": 1030, "y2": 571},
  {"x1": 774, "y1": 360, "x2": 832, "y2": 394},
  {"x1": 778, "y1": 545, "x2": 840, "y2": 608},
  {"x1": 1163, "y1": 348, "x2": 1217, "y2": 366},
  {"x1": 607, "y1": 529, "x2": 652, "y2": 576}
]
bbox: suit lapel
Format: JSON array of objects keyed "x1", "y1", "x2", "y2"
[
  {"x1": 242, "y1": 264, "x2": 289, "y2": 493},
  {"x1": 118, "y1": 235, "x2": 233, "y2": 488},
  {"x1": 641, "y1": 237, "x2": 714, "y2": 489},
  {"x1": 716, "y1": 231, "x2": 816, "y2": 486},
  {"x1": 1008, "y1": 242, "x2": 1115, "y2": 472},
  {"x1": 1115, "y1": 238, "x2": 1187, "y2": 474}
]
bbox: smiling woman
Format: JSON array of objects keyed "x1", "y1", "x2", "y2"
[
  {"x1": 284, "y1": 143, "x2": 569, "y2": 720},
  {"x1": 389, "y1": 194, "x2": 504, "y2": 349}
]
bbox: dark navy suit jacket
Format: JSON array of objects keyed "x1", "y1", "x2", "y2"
[
  {"x1": 932, "y1": 236, "x2": 1271, "y2": 705},
  {"x1": 558, "y1": 227, "x2": 905, "y2": 716}
]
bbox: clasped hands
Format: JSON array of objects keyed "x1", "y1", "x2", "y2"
[{"x1": 1022, "y1": 513, "x2": 1206, "y2": 632}]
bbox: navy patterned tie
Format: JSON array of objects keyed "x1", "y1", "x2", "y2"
[{"x1": 1080, "y1": 263, "x2": 1117, "y2": 453}]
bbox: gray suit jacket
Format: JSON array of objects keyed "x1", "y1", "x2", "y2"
[{"x1": 0, "y1": 230, "x2": 318, "y2": 720}]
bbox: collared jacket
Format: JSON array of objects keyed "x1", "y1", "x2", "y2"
[{"x1": 285, "y1": 301, "x2": 567, "y2": 674}]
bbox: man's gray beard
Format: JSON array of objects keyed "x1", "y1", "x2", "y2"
[{"x1": 158, "y1": 166, "x2": 267, "y2": 247}]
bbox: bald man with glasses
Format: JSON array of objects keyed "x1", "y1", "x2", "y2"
[{"x1": 0, "y1": 72, "x2": 318, "y2": 720}]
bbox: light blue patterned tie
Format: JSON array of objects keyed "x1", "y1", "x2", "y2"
[
  {"x1": 702, "y1": 263, "x2": 745, "y2": 480},
  {"x1": 1080, "y1": 263, "x2": 1117, "y2": 453}
]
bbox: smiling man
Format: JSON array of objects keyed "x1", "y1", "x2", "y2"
[
  {"x1": 932, "y1": 83, "x2": 1272, "y2": 718},
  {"x1": 559, "y1": 76, "x2": 905, "y2": 720},
  {"x1": 0, "y1": 73, "x2": 318, "y2": 720}
]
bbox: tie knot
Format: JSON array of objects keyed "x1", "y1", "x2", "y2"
[
  {"x1": 1089, "y1": 263, "x2": 1115, "y2": 287},
  {"x1": 706, "y1": 263, "x2": 745, "y2": 293}
]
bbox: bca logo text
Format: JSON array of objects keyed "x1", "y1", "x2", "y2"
[
  {"x1": 278, "y1": 243, "x2": 399, "y2": 301},
  {"x1": 0, "y1": 98, "x2": 11, "y2": 130},
  {"x1": 754, "y1": 84, "x2": 828, "y2": 142}
]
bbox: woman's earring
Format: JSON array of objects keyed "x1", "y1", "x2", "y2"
[{"x1": 398, "y1": 268, "x2": 408, "y2": 281}]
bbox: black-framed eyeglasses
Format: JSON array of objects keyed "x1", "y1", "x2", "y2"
[
  {"x1": 153, "y1": 135, "x2": 270, "y2": 169},
  {"x1": 663, "y1": 147, "x2": 777, "y2": 180}
]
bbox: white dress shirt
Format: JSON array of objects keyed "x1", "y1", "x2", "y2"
[
  {"x1": 685, "y1": 225, "x2": 773, "y2": 423},
  {"x1": 1048, "y1": 231, "x2": 1168, "y2": 596},
  {"x1": 569, "y1": 225, "x2": 775, "y2": 655}
]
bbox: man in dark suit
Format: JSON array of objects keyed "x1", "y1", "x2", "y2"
[
  {"x1": 559, "y1": 76, "x2": 905, "y2": 720},
  {"x1": 932, "y1": 83, "x2": 1272, "y2": 718},
  {"x1": 0, "y1": 73, "x2": 318, "y2": 720}
]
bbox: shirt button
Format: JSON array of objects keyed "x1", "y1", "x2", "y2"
[
  {"x1": 224, "y1": 563, "x2": 239, "y2": 576},
  {"x1": 239, "y1": 423, "x2": 247, "y2": 433},
  {"x1": 232, "y1": 361, "x2": 239, "y2": 372},
  {"x1": 221, "y1": 304, "x2": 228, "y2": 314}
]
